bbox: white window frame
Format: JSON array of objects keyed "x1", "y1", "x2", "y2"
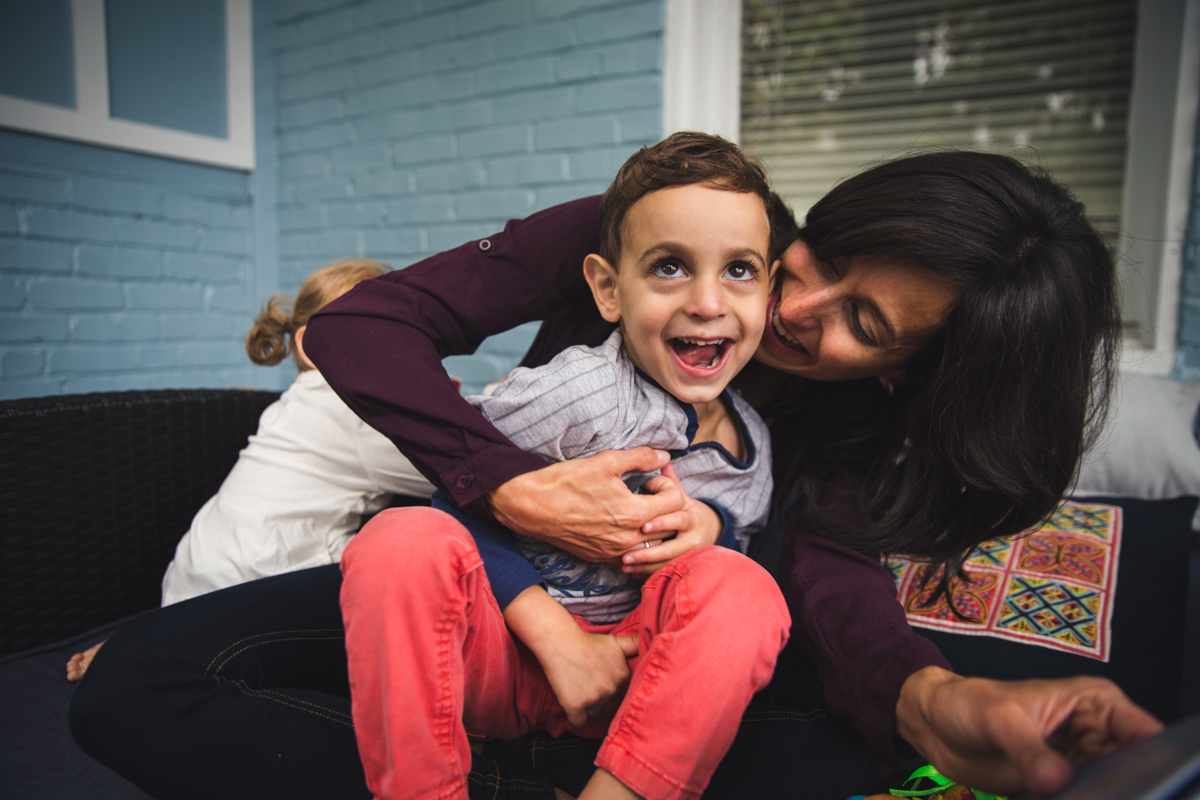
[
  {"x1": 1119, "y1": 0, "x2": 1199, "y2": 374},
  {"x1": 664, "y1": 0, "x2": 742, "y2": 142},
  {"x1": 666, "y1": 0, "x2": 1200, "y2": 376},
  {"x1": 0, "y1": 0, "x2": 254, "y2": 171}
]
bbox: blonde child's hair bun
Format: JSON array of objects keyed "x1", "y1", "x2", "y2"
[{"x1": 245, "y1": 258, "x2": 389, "y2": 370}]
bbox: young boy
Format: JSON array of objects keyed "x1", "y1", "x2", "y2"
[{"x1": 338, "y1": 132, "x2": 791, "y2": 800}]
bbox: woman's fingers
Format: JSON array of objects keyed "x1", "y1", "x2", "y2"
[
  {"x1": 621, "y1": 538, "x2": 688, "y2": 575},
  {"x1": 485, "y1": 448, "x2": 683, "y2": 561}
]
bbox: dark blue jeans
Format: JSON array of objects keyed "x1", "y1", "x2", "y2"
[{"x1": 69, "y1": 564, "x2": 888, "y2": 799}]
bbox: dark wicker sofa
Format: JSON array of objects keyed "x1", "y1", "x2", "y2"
[
  {"x1": 1, "y1": 390, "x2": 1197, "y2": 800},
  {"x1": 0, "y1": 390, "x2": 281, "y2": 798}
]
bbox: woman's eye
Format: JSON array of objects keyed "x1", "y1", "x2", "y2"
[
  {"x1": 725, "y1": 262, "x2": 758, "y2": 281},
  {"x1": 849, "y1": 305, "x2": 876, "y2": 346},
  {"x1": 649, "y1": 260, "x2": 684, "y2": 278}
]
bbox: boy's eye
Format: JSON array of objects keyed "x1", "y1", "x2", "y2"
[
  {"x1": 649, "y1": 259, "x2": 685, "y2": 278},
  {"x1": 725, "y1": 262, "x2": 758, "y2": 281}
]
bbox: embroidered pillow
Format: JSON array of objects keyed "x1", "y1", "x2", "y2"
[{"x1": 886, "y1": 495, "x2": 1197, "y2": 722}]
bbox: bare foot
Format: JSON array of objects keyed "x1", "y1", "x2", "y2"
[
  {"x1": 67, "y1": 641, "x2": 104, "y2": 683},
  {"x1": 576, "y1": 769, "x2": 641, "y2": 800}
]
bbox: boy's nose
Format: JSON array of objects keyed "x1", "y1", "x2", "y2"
[{"x1": 684, "y1": 277, "x2": 727, "y2": 319}]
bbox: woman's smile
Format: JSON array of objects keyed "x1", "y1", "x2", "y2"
[{"x1": 753, "y1": 239, "x2": 959, "y2": 382}]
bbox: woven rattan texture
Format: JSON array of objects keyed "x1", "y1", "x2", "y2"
[{"x1": 0, "y1": 390, "x2": 278, "y2": 658}]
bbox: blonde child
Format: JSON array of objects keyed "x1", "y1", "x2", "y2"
[{"x1": 68, "y1": 260, "x2": 433, "y2": 681}]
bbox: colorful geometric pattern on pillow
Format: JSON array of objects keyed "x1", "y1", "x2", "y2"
[{"x1": 885, "y1": 502, "x2": 1123, "y2": 662}]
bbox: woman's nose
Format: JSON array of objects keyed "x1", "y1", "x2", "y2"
[{"x1": 780, "y1": 284, "x2": 836, "y2": 329}]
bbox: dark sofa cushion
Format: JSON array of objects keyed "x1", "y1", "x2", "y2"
[
  {"x1": 0, "y1": 615, "x2": 151, "y2": 800},
  {"x1": 886, "y1": 495, "x2": 1197, "y2": 723}
]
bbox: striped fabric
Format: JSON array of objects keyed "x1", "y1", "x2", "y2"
[{"x1": 468, "y1": 331, "x2": 773, "y2": 623}]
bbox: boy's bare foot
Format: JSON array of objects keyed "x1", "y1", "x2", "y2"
[{"x1": 66, "y1": 641, "x2": 104, "y2": 683}]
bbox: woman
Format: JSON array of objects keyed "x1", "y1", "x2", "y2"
[{"x1": 70, "y1": 151, "x2": 1158, "y2": 799}]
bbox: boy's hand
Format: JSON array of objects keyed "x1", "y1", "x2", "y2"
[
  {"x1": 620, "y1": 464, "x2": 722, "y2": 577},
  {"x1": 541, "y1": 628, "x2": 640, "y2": 727},
  {"x1": 486, "y1": 447, "x2": 685, "y2": 563},
  {"x1": 505, "y1": 586, "x2": 640, "y2": 728}
]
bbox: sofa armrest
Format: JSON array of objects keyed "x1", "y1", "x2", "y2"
[{"x1": 0, "y1": 389, "x2": 278, "y2": 658}]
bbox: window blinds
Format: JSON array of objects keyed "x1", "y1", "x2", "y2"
[{"x1": 741, "y1": 0, "x2": 1139, "y2": 238}]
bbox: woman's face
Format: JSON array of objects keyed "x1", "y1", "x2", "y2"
[{"x1": 755, "y1": 239, "x2": 959, "y2": 382}]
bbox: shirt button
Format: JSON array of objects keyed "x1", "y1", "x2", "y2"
[
  {"x1": 456, "y1": 474, "x2": 474, "y2": 490},
  {"x1": 478, "y1": 239, "x2": 492, "y2": 251}
]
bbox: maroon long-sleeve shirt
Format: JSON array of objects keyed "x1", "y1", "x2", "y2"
[{"x1": 304, "y1": 194, "x2": 949, "y2": 761}]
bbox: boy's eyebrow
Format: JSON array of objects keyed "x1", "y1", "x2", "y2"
[
  {"x1": 638, "y1": 242, "x2": 767, "y2": 267},
  {"x1": 725, "y1": 247, "x2": 768, "y2": 267}
]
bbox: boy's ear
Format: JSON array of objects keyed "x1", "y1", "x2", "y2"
[{"x1": 583, "y1": 254, "x2": 622, "y2": 324}]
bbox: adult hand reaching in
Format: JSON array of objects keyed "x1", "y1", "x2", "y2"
[
  {"x1": 485, "y1": 447, "x2": 686, "y2": 563},
  {"x1": 896, "y1": 665, "x2": 1163, "y2": 795}
]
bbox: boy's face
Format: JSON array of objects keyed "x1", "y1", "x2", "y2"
[{"x1": 585, "y1": 183, "x2": 774, "y2": 405}]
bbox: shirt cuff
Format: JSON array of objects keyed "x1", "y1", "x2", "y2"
[
  {"x1": 701, "y1": 500, "x2": 740, "y2": 551},
  {"x1": 441, "y1": 444, "x2": 550, "y2": 514}
]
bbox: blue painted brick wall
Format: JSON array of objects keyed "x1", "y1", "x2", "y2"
[
  {"x1": 0, "y1": 0, "x2": 283, "y2": 400},
  {"x1": 0, "y1": 131, "x2": 263, "y2": 399},
  {"x1": 270, "y1": 0, "x2": 665, "y2": 394}
]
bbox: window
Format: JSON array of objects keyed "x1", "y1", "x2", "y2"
[{"x1": 0, "y1": 0, "x2": 254, "y2": 170}]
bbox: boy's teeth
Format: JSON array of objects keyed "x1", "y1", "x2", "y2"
[{"x1": 673, "y1": 337, "x2": 726, "y2": 369}]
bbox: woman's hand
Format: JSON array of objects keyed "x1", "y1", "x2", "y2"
[
  {"x1": 619, "y1": 464, "x2": 724, "y2": 577},
  {"x1": 485, "y1": 447, "x2": 686, "y2": 563},
  {"x1": 896, "y1": 665, "x2": 1163, "y2": 795}
]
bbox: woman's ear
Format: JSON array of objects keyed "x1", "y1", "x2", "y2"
[
  {"x1": 292, "y1": 325, "x2": 316, "y2": 371},
  {"x1": 583, "y1": 254, "x2": 622, "y2": 324}
]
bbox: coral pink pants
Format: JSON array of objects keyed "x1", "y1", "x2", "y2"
[{"x1": 339, "y1": 507, "x2": 790, "y2": 800}]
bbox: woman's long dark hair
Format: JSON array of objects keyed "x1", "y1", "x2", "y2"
[{"x1": 771, "y1": 151, "x2": 1120, "y2": 602}]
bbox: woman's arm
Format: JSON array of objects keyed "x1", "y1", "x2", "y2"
[
  {"x1": 304, "y1": 196, "x2": 685, "y2": 560},
  {"x1": 304, "y1": 196, "x2": 608, "y2": 511},
  {"x1": 783, "y1": 502, "x2": 1162, "y2": 794},
  {"x1": 780, "y1": 502, "x2": 949, "y2": 760}
]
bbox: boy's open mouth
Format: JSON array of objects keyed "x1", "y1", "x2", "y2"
[{"x1": 670, "y1": 337, "x2": 731, "y2": 370}]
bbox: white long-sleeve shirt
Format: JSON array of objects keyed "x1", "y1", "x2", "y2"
[{"x1": 161, "y1": 369, "x2": 434, "y2": 606}]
